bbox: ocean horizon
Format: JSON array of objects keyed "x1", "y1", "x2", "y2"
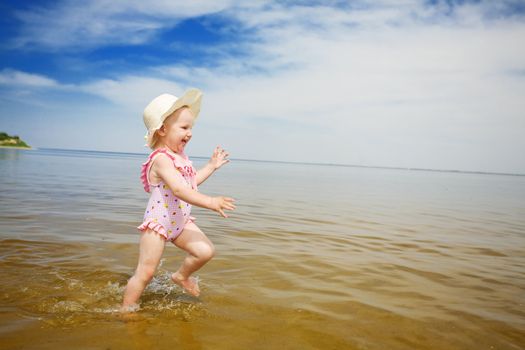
[{"x1": 22, "y1": 146, "x2": 525, "y2": 177}]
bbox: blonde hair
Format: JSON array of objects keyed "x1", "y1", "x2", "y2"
[{"x1": 149, "y1": 130, "x2": 162, "y2": 150}]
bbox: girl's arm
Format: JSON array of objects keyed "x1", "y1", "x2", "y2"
[
  {"x1": 153, "y1": 154, "x2": 235, "y2": 217},
  {"x1": 196, "y1": 146, "x2": 230, "y2": 186}
]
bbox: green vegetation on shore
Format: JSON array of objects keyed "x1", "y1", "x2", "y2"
[{"x1": 0, "y1": 132, "x2": 31, "y2": 148}]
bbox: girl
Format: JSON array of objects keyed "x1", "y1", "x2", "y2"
[{"x1": 121, "y1": 89, "x2": 235, "y2": 311}]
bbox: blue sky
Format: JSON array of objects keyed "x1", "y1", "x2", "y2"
[{"x1": 1, "y1": 0, "x2": 525, "y2": 173}]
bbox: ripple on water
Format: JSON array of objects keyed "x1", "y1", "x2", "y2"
[{"x1": 0, "y1": 239, "x2": 208, "y2": 328}]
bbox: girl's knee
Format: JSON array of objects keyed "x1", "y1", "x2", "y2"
[
  {"x1": 136, "y1": 265, "x2": 156, "y2": 283},
  {"x1": 196, "y1": 242, "x2": 215, "y2": 262}
]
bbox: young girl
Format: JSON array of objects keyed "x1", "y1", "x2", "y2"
[{"x1": 121, "y1": 89, "x2": 235, "y2": 311}]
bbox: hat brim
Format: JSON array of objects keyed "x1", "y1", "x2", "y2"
[
  {"x1": 160, "y1": 88, "x2": 202, "y2": 123},
  {"x1": 145, "y1": 88, "x2": 203, "y2": 147}
]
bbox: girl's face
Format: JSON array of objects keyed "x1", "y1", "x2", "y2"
[{"x1": 158, "y1": 107, "x2": 194, "y2": 153}]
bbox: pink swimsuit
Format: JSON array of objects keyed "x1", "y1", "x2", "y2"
[{"x1": 137, "y1": 148, "x2": 198, "y2": 241}]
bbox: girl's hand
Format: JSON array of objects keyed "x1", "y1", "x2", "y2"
[
  {"x1": 208, "y1": 146, "x2": 230, "y2": 170},
  {"x1": 210, "y1": 196, "x2": 236, "y2": 218}
]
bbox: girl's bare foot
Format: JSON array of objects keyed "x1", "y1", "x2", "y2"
[
  {"x1": 119, "y1": 304, "x2": 141, "y2": 321},
  {"x1": 171, "y1": 272, "x2": 200, "y2": 297}
]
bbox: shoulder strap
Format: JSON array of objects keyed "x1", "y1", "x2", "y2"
[{"x1": 140, "y1": 149, "x2": 177, "y2": 192}]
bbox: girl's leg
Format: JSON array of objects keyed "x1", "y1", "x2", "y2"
[
  {"x1": 171, "y1": 222, "x2": 215, "y2": 297},
  {"x1": 121, "y1": 229, "x2": 166, "y2": 310}
]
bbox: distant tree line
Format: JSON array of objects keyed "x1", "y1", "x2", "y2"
[{"x1": 0, "y1": 132, "x2": 30, "y2": 148}]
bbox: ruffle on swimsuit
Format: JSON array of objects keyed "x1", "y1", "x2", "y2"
[
  {"x1": 138, "y1": 148, "x2": 197, "y2": 241},
  {"x1": 137, "y1": 219, "x2": 169, "y2": 237},
  {"x1": 140, "y1": 148, "x2": 197, "y2": 193}
]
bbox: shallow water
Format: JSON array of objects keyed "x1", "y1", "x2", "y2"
[{"x1": 1, "y1": 148, "x2": 524, "y2": 349}]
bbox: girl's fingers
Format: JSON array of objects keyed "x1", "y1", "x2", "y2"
[
  {"x1": 219, "y1": 197, "x2": 236, "y2": 212},
  {"x1": 214, "y1": 198, "x2": 235, "y2": 217}
]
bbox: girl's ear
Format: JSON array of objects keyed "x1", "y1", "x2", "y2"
[{"x1": 157, "y1": 124, "x2": 166, "y2": 137}]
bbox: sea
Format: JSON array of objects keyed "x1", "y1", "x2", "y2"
[{"x1": 1, "y1": 147, "x2": 524, "y2": 349}]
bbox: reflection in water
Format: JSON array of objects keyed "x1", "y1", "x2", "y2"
[
  {"x1": 0, "y1": 147, "x2": 24, "y2": 161},
  {"x1": 0, "y1": 148, "x2": 524, "y2": 349},
  {"x1": 122, "y1": 310, "x2": 203, "y2": 350}
]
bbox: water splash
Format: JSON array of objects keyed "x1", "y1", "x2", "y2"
[{"x1": 28, "y1": 266, "x2": 205, "y2": 327}]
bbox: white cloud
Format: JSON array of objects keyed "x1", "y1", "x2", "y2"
[
  {"x1": 80, "y1": 76, "x2": 186, "y2": 110},
  {"x1": 0, "y1": 69, "x2": 59, "y2": 88},
  {"x1": 162, "y1": 1, "x2": 525, "y2": 172},
  {"x1": 12, "y1": 0, "x2": 236, "y2": 50}
]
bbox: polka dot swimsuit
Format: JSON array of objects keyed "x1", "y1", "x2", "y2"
[{"x1": 138, "y1": 148, "x2": 197, "y2": 241}]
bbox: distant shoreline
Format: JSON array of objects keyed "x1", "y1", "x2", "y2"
[
  {"x1": 0, "y1": 132, "x2": 31, "y2": 149},
  {"x1": 0, "y1": 145, "x2": 33, "y2": 150}
]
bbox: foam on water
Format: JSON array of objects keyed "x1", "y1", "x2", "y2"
[
  {"x1": 0, "y1": 240, "x2": 207, "y2": 330},
  {"x1": 41, "y1": 271, "x2": 203, "y2": 318}
]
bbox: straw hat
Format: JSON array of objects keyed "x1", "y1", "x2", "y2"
[{"x1": 143, "y1": 88, "x2": 203, "y2": 148}]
